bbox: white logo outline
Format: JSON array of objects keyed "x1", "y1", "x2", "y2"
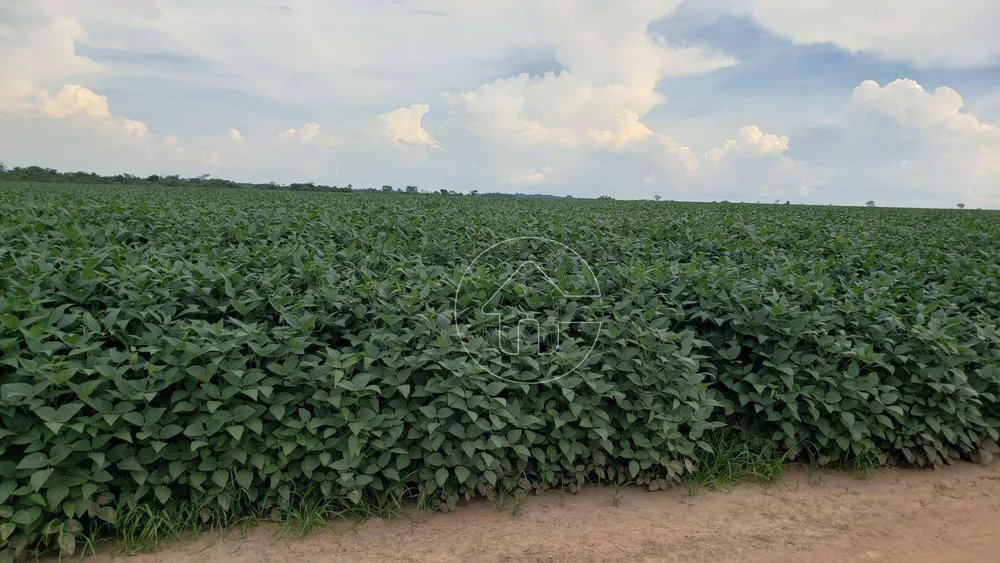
[{"x1": 453, "y1": 237, "x2": 603, "y2": 384}]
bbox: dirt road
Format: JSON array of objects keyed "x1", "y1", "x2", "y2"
[{"x1": 91, "y1": 461, "x2": 1000, "y2": 563}]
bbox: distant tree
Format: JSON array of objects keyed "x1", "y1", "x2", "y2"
[
  {"x1": 381, "y1": 185, "x2": 394, "y2": 193},
  {"x1": 470, "y1": 190, "x2": 478, "y2": 197},
  {"x1": 0, "y1": 162, "x2": 6, "y2": 173},
  {"x1": 866, "y1": 200, "x2": 875, "y2": 207},
  {"x1": 439, "y1": 188, "x2": 448, "y2": 195},
  {"x1": 598, "y1": 195, "x2": 613, "y2": 200},
  {"x1": 654, "y1": 195, "x2": 661, "y2": 201},
  {"x1": 785, "y1": 200, "x2": 790, "y2": 205},
  {"x1": 405, "y1": 185, "x2": 418, "y2": 194},
  {"x1": 958, "y1": 203, "x2": 966, "y2": 209}
]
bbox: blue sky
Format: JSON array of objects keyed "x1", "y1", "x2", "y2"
[{"x1": 1, "y1": 0, "x2": 999, "y2": 207}]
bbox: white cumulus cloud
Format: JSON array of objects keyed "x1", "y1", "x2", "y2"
[
  {"x1": 839, "y1": 78, "x2": 1000, "y2": 206},
  {"x1": 378, "y1": 105, "x2": 438, "y2": 148},
  {"x1": 0, "y1": 9, "x2": 104, "y2": 115},
  {"x1": 500, "y1": 166, "x2": 555, "y2": 187},
  {"x1": 706, "y1": 126, "x2": 790, "y2": 162},
  {"x1": 275, "y1": 122, "x2": 341, "y2": 148},
  {"x1": 39, "y1": 84, "x2": 110, "y2": 118},
  {"x1": 121, "y1": 119, "x2": 150, "y2": 138}
]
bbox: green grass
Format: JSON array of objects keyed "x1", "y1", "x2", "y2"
[
  {"x1": 805, "y1": 464, "x2": 827, "y2": 487},
  {"x1": 680, "y1": 431, "x2": 790, "y2": 495},
  {"x1": 107, "y1": 487, "x2": 414, "y2": 556},
  {"x1": 610, "y1": 484, "x2": 625, "y2": 506},
  {"x1": 490, "y1": 487, "x2": 528, "y2": 517},
  {"x1": 849, "y1": 448, "x2": 885, "y2": 479}
]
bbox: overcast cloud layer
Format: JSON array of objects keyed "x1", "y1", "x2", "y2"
[{"x1": 1, "y1": 0, "x2": 999, "y2": 207}]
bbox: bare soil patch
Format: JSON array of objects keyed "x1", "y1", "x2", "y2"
[{"x1": 82, "y1": 461, "x2": 1000, "y2": 563}]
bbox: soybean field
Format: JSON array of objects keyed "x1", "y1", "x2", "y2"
[{"x1": 1, "y1": 182, "x2": 999, "y2": 559}]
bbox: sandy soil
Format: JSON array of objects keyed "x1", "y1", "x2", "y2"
[{"x1": 85, "y1": 461, "x2": 1000, "y2": 563}]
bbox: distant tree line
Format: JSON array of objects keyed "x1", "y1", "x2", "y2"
[
  {"x1": 0, "y1": 164, "x2": 367, "y2": 193},
  {"x1": 472, "y1": 192, "x2": 564, "y2": 199},
  {"x1": 0, "y1": 163, "x2": 562, "y2": 198}
]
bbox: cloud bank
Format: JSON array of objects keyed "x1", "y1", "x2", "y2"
[{"x1": 1, "y1": 1, "x2": 998, "y2": 207}]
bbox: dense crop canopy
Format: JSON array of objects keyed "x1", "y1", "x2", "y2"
[{"x1": 1, "y1": 183, "x2": 998, "y2": 559}]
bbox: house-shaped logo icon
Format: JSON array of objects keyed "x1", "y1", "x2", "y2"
[
  {"x1": 454, "y1": 237, "x2": 604, "y2": 384},
  {"x1": 480, "y1": 260, "x2": 601, "y2": 356}
]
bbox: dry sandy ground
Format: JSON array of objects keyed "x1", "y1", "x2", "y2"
[{"x1": 86, "y1": 461, "x2": 999, "y2": 563}]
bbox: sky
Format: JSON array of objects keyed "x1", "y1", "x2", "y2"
[{"x1": 1, "y1": 1, "x2": 999, "y2": 207}]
